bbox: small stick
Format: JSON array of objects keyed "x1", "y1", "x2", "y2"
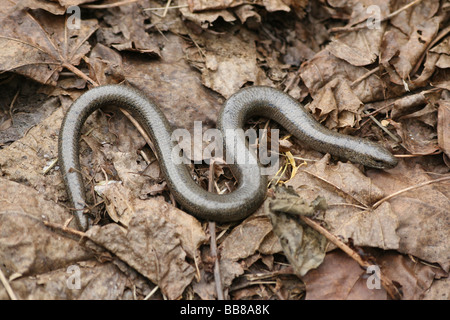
[
  {"x1": 43, "y1": 220, "x2": 86, "y2": 238},
  {"x1": 208, "y1": 159, "x2": 225, "y2": 300},
  {"x1": 372, "y1": 175, "x2": 450, "y2": 209},
  {"x1": 0, "y1": 268, "x2": 18, "y2": 300}
]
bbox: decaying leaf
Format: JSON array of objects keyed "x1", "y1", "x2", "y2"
[{"x1": 265, "y1": 186, "x2": 328, "y2": 277}]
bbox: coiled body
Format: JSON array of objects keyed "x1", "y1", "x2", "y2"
[{"x1": 58, "y1": 85, "x2": 397, "y2": 230}]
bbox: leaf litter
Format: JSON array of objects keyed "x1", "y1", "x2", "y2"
[{"x1": 0, "y1": 0, "x2": 449, "y2": 300}]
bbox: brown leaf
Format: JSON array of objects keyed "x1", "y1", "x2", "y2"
[
  {"x1": 99, "y1": 182, "x2": 207, "y2": 259},
  {"x1": 180, "y1": 2, "x2": 236, "y2": 29},
  {"x1": 437, "y1": 100, "x2": 450, "y2": 159},
  {"x1": 96, "y1": 2, "x2": 161, "y2": 57},
  {"x1": 389, "y1": 117, "x2": 439, "y2": 156},
  {"x1": 328, "y1": 0, "x2": 389, "y2": 68},
  {"x1": 286, "y1": 155, "x2": 400, "y2": 250},
  {"x1": 0, "y1": 178, "x2": 93, "y2": 276},
  {"x1": 300, "y1": 49, "x2": 385, "y2": 103},
  {"x1": 391, "y1": 17, "x2": 441, "y2": 80},
  {"x1": 265, "y1": 187, "x2": 328, "y2": 277},
  {"x1": 187, "y1": 0, "x2": 290, "y2": 13},
  {"x1": 0, "y1": 107, "x2": 66, "y2": 203},
  {"x1": 303, "y1": 249, "x2": 442, "y2": 300},
  {"x1": 10, "y1": 0, "x2": 65, "y2": 15},
  {"x1": 305, "y1": 78, "x2": 363, "y2": 130},
  {"x1": 88, "y1": 43, "x2": 125, "y2": 85},
  {"x1": 188, "y1": 29, "x2": 260, "y2": 98},
  {"x1": 219, "y1": 212, "x2": 273, "y2": 261},
  {"x1": 430, "y1": 36, "x2": 450, "y2": 69},
  {"x1": 0, "y1": 261, "x2": 129, "y2": 300},
  {"x1": 367, "y1": 162, "x2": 450, "y2": 271},
  {"x1": 86, "y1": 210, "x2": 197, "y2": 300},
  {"x1": 122, "y1": 33, "x2": 222, "y2": 132},
  {"x1": 302, "y1": 250, "x2": 388, "y2": 300},
  {"x1": 0, "y1": 10, "x2": 98, "y2": 86}
]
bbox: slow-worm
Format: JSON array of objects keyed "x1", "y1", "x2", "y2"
[{"x1": 58, "y1": 85, "x2": 397, "y2": 230}]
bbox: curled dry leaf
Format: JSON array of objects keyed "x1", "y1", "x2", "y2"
[
  {"x1": 0, "y1": 9, "x2": 98, "y2": 86},
  {"x1": 430, "y1": 36, "x2": 450, "y2": 69},
  {"x1": 8, "y1": 0, "x2": 66, "y2": 15},
  {"x1": 186, "y1": 0, "x2": 291, "y2": 13},
  {"x1": 300, "y1": 49, "x2": 385, "y2": 104},
  {"x1": 305, "y1": 78, "x2": 364, "y2": 131},
  {"x1": 328, "y1": 0, "x2": 390, "y2": 67}
]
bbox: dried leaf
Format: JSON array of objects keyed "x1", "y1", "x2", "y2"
[
  {"x1": 302, "y1": 249, "x2": 443, "y2": 300},
  {"x1": 0, "y1": 262, "x2": 129, "y2": 300},
  {"x1": 286, "y1": 155, "x2": 400, "y2": 250},
  {"x1": 99, "y1": 182, "x2": 207, "y2": 259},
  {"x1": 367, "y1": 162, "x2": 450, "y2": 271},
  {"x1": 389, "y1": 118, "x2": 439, "y2": 155},
  {"x1": 300, "y1": 49, "x2": 385, "y2": 103},
  {"x1": 0, "y1": 10, "x2": 98, "y2": 86},
  {"x1": 189, "y1": 30, "x2": 260, "y2": 98},
  {"x1": 219, "y1": 212, "x2": 273, "y2": 261},
  {"x1": 265, "y1": 186, "x2": 328, "y2": 277},
  {"x1": 437, "y1": 100, "x2": 450, "y2": 159},
  {"x1": 302, "y1": 250, "x2": 387, "y2": 300},
  {"x1": 86, "y1": 210, "x2": 197, "y2": 300},
  {"x1": 0, "y1": 179, "x2": 93, "y2": 276},
  {"x1": 391, "y1": 17, "x2": 441, "y2": 80},
  {"x1": 96, "y1": 2, "x2": 161, "y2": 57},
  {"x1": 0, "y1": 108, "x2": 66, "y2": 202}
]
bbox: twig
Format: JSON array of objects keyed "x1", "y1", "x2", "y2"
[
  {"x1": 143, "y1": 4, "x2": 189, "y2": 12},
  {"x1": 62, "y1": 62, "x2": 98, "y2": 86},
  {"x1": 372, "y1": 175, "x2": 450, "y2": 209},
  {"x1": 351, "y1": 66, "x2": 380, "y2": 87},
  {"x1": 299, "y1": 215, "x2": 402, "y2": 300},
  {"x1": 43, "y1": 220, "x2": 87, "y2": 238},
  {"x1": 0, "y1": 268, "x2": 18, "y2": 300},
  {"x1": 208, "y1": 159, "x2": 224, "y2": 300},
  {"x1": 363, "y1": 110, "x2": 401, "y2": 143},
  {"x1": 143, "y1": 285, "x2": 159, "y2": 300}
]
